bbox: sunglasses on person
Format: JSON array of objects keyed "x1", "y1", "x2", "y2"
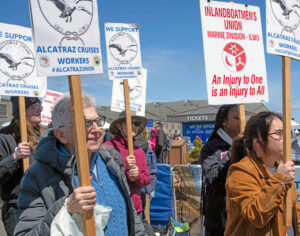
[
  {"x1": 31, "y1": 104, "x2": 43, "y2": 112},
  {"x1": 132, "y1": 121, "x2": 141, "y2": 127}
]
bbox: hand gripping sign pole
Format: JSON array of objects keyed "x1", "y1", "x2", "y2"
[
  {"x1": 282, "y1": 56, "x2": 292, "y2": 226},
  {"x1": 68, "y1": 75, "x2": 96, "y2": 236},
  {"x1": 19, "y1": 96, "x2": 30, "y2": 172}
]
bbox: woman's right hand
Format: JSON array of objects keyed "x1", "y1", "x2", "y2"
[
  {"x1": 13, "y1": 142, "x2": 31, "y2": 161},
  {"x1": 277, "y1": 161, "x2": 295, "y2": 181}
]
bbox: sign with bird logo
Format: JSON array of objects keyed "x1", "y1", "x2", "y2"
[
  {"x1": 266, "y1": 0, "x2": 300, "y2": 60},
  {"x1": 29, "y1": 0, "x2": 103, "y2": 76},
  {"x1": 104, "y1": 23, "x2": 143, "y2": 80},
  {"x1": 111, "y1": 68, "x2": 147, "y2": 116},
  {"x1": 0, "y1": 23, "x2": 46, "y2": 97},
  {"x1": 200, "y1": 1, "x2": 268, "y2": 105}
]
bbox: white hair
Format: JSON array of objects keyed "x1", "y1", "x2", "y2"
[{"x1": 52, "y1": 92, "x2": 97, "y2": 129}]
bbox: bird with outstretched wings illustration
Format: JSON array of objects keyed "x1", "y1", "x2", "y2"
[
  {"x1": 0, "y1": 53, "x2": 34, "y2": 71},
  {"x1": 273, "y1": 0, "x2": 300, "y2": 19},
  {"x1": 109, "y1": 43, "x2": 137, "y2": 57},
  {"x1": 47, "y1": 0, "x2": 92, "y2": 23}
]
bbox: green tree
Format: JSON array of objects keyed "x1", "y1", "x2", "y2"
[{"x1": 187, "y1": 137, "x2": 202, "y2": 163}]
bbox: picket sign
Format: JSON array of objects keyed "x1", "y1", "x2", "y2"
[
  {"x1": 19, "y1": 97, "x2": 29, "y2": 171},
  {"x1": 68, "y1": 75, "x2": 96, "y2": 236},
  {"x1": 282, "y1": 56, "x2": 292, "y2": 226}
]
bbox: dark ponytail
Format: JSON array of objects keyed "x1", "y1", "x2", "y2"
[
  {"x1": 230, "y1": 137, "x2": 247, "y2": 163},
  {"x1": 230, "y1": 112, "x2": 282, "y2": 164}
]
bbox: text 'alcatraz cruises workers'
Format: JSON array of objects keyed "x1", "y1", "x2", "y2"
[
  {"x1": 29, "y1": 0, "x2": 103, "y2": 77},
  {"x1": 0, "y1": 23, "x2": 46, "y2": 97},
  {"x1": 105, "y1": 23, "x2": 143, "y2": 80},
  {"x1": 266, "y1": 0, "x2": 300, "y2": 60},
  {"x1": 200, "y1": 1, "x2": 268, "y2": 105}
]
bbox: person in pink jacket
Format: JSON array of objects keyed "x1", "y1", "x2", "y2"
[
  {"x1": 150, "y1": 128, "x2": 157, "y2": 151},
  {"x1": 105, "y1": 111, "x2": 153, "y2": 235}
]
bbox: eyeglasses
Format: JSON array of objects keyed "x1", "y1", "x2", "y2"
[
  {"x1": 58, "y1": 116, "x2": 105, "y2": 129},
  {"x1": 31, "y1": 104, "x2": 43, "y2": 112},
  {"x1": 85, "y1": 116, "x2": 105, "y2": 129},
  {"x1": 132, "y1": 121, "x2": 141, "y2": 127},
  {"x1": 268, "y1": 129, "x2": 284, "y2": 140}
]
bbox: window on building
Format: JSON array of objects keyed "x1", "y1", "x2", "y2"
[{"x1": 0, "y1": 104, "x2": 7, "y2": 117}]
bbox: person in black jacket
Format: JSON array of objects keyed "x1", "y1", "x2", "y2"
[
  {"x1": 0, "y1": 96, "x2": 43, "y2": 236},
  {"x1": 199, "y1": 104, "x2": 240, "y2": 236},
  {"x1": 154, "y1": 122, "x2": 167, "y2": 163}
]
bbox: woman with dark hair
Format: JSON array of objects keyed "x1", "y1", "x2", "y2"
[
  {"x1": 0, "y1": 96, "x2": 43, "y2": 236},
  {"x1": 199, "y1": 104, "x2": 240, "y2": 236},
  {"x1": 225, "y1": 112, "x2": 300, "y2": 235}
]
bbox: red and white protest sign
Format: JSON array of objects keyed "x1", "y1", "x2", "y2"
[
  {"x1": 41, "y1": 89, "x2": 63, "y2": 127},
  {"x1": 200, "y1": 1, "x2": 268, "y2": 105}
]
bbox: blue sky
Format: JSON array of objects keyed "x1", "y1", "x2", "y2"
[{"x1": 0, "y1": 0, "x2": 300, "y2": 121}]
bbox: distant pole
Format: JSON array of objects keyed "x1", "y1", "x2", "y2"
[
  {"x1": 238, "y1": 104, "x2": 246, "y2": 133},
  {"x1": 282, "y1": 56, "x2": 292, "y2": 226},
  {"x1": 19, "y1": 96, "x2": 29, "y2": 172}
]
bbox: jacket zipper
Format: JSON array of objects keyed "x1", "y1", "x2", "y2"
[
  {"x1": 247, "y1": 227, "x2": 252, "y2": 236},
  {"x1": 247, "y1": 180, "x2": 283, "y2": 236},
  {"x1": 264, "y1": 180, "x2": 284, "y2": 208},
  {"x1": 263, "y1": 179, "x2": 283, "y2": 236}
]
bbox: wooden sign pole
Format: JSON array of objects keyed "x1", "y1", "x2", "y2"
[
  {"x1": 238, "y1": 104, "x2": 246, "y2": 133},
  {"x1": 123, "y1": 79, "x2": 134, "y2": 156},
  {"x1": 282, "y1": 56, "x2": 292, "y2": 226},
  {"x1": 68, "y1": 75, "x2": 96, "y2": 236},
  {"x1": 19, "y1": 96, "x2": 29, "y2": 172},
  {"x1": 227, "y1": 2, "x2": 246, "y2": 134}
]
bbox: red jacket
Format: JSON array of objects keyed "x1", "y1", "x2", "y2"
[{"x1": 105, "y1": 135, "x2": 150, "y2": 213}]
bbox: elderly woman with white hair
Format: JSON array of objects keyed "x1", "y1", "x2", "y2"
[{"x1": 14, "y1": 93, "x2": 145, "y2": 236}]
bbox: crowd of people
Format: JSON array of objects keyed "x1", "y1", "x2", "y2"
[{"x1": 1, "y1": 95, "x2": 299, "y2": 236}]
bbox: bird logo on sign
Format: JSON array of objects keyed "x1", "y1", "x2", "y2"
[
  {"x1": 0, "y1": 40, "x2": 35, "y2": 83},
  {"x1": 108, "y1": 32, "x2": 138, "y2": 64},
  {"x1": 272, "y1": 0, "x2": 300, "y2": 19},
  {"x1": 38, "y1": 0, "x2": 94, "y2": 45},
  {"x1": 109, "y1": 44, "x2": 137, "y2": 57},
  {"x1": 0, "y1": 53, "x2": 34, "y2": 71},
  {"x1": 47, "y1": 0, "x2": 92, "y2": 23},
  {"x1": 270, "y1": 0, "x2": 300, "y2": 31}
]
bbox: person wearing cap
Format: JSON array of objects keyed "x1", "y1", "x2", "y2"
[
  {"x1": 105, "y1": 111, "x2": 151, "y2": 234},
  {"x1": 14, "y1": 93, "x2": 145, "y2": 236},
  {"x1": 0, "y1": 96, "x2": 43, "y2": 236}
]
